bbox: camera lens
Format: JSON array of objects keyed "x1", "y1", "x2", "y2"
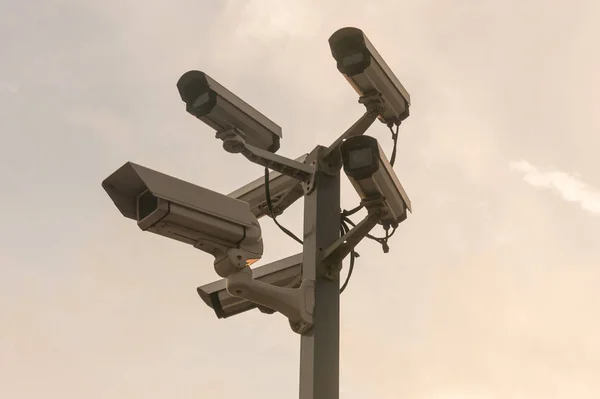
[
  {"x1": 348, "y1": 147, "x2": 373, "y2": 169},
  {"x1": 137, "y1": 190, "x2": 159, "y2": 221},
  {"x1": 342, "y1": 52, "x2": 364, "y2": 67}
]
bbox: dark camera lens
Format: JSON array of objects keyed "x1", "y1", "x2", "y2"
[
  {"x1": 330, "y1": 29, "x2": 371, "y2": 75},
  {"x1": 348, "y1": 147, "x2": 373, "y2": 169},
  {"x1": 342, "y1": 52, "x2": 364, "y2": 67},
  {"x1": 137, "y1": 191, "x2": 158, "y2": 221},
  {"x1": 341, "y1": 136, "x2": 380, "y2": 180}
]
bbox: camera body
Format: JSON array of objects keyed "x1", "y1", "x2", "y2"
[
  {"x1": 177, "y1": 71, "x2": 282, "y2": 153},
  {"x1": 102, "y1": 162, "x2": 264, "y2": 275},
  {"x1": 341, "y1": 136, "x2": 411, "y2": 228},
  {"x1": 329, "y1": 27, "x2": 411, "y2": 125}
]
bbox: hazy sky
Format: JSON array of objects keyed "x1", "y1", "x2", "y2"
[{"x1": 1, "y1": 0, "x2": 599, "y2": 398}]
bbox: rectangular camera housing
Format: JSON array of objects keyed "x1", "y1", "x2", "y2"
[
  {"x1": 228, "y1": 153, "x2": 308, "y2": 219},
  {"x1": 329, "y1": 27, "x2": 411, "y2": 125},
  {"x1": 197, "y1": 253, "x2": 303, "y2": 319},
  {"x1": 102, "y1": 162, "x2": 261, "y2": 255},
  {"x1": 177, "y1": 71, "x2": 283, "y2": 153},
  {"x1": 341, "y1": 136, "x2": 411, "y2": 228}
]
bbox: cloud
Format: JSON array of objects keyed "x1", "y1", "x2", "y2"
[
  {"x1": 224, "y1": 0, "x2": 322, "y2": 39},
  {"x1": 2, "y1": 82, "x2": 19, "y2": 93},
  {"x1": 509, "y1": 160, "x2": 600, "y2": 214}
]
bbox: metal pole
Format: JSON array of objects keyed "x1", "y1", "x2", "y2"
[{"x1": 299, "y1": 147, "x2": 341, "y2": 399}]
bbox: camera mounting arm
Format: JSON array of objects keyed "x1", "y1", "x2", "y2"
[
  {"x1": 216, "y1": 128, "x2": 314, "y2": 182},
  {"x1": 213, "y1": 248, "x2": 315, "y2": 334},
  {"x1": 225, "y1": 267, "x2": 315, "y2": 334},
  {"x1": 322, "y1": 93, "x2": 385, "y2": 161}
]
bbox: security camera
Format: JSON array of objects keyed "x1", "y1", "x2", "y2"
[
  {"x1": 340, "y1": 136, "x2": 411, "y2": 228},
  {"x1": 328, "y1": 27, "x2": 411, "y2": 125},
  {"x1": 102, "y1": 162, "x2": 263, "y2": 277},
  {"x1": 197, "y1": 253, "x2": 302, "y2": 319},
  {"x1": 228, "y1": 154, "x2": 308, "y2": 218},
  {"x1": 177, "y1": 70, "x2": 283, "y2": 153}
]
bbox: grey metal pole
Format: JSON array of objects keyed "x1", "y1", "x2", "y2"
[{"x1": 299, "y1": 147, "x2": 342, "y2": 399}]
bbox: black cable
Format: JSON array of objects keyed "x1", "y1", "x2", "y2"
[
  {"x1": 381, "y1": 226, "x2": 390, "y2": 253},
  {"x1": 341, "y1": 215, "x2": 396, "y2": 254},
  {"x1": 264, "y1": 167, "x2": 303, "y2": 245},
  {"x1": 388, "y1": 123, "x2": 400, "y2": 167},
  {"x1": 340, "y1": 250, "x2": 355, "y2": 294},
  {"x1": 341, "y1": 216, "x2": 385, "y2": 242},
  {"x1": 341, "y1": 204, "x2": 364, "y2": 217},
  {"x1": 387, "y1": 226, "x2": 397, "y2": 239},
  {"x1": 340, "y1": 221, "x2": 347, "y2": 238},
  {"x1": 339, "y1": 219, "x2": 357, "y2": 294}
]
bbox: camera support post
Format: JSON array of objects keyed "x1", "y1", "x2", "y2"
[{"x1": 214, "y1": 107, "x2": 390, "y2": 398}]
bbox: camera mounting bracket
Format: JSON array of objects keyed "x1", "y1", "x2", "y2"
[
  {"x1": 225, "y1": 266, "x2": 315, "y2": 335},
  {"x1": 216, "y1": 128, "x2": 315, "y2": 182}
]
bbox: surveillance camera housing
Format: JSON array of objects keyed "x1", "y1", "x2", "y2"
[
  {"x1": 197, "y1": 253, "x2": 303, "y2": 319},
  {"x1": 228, "y1": 154, "x2": 308, "y2": 219},
  {"x1": 329, "y1": 27, "x2": 411, "y2": 125},
  {"x1": 341, "y1": 136, "x2": 411, "y2": 228},
  {"x1": 177, "y1": 70, "x2": 282, "y2": 153},
  {"x1": 102, "y1": 162, "x2": 264, "y2": 274}
]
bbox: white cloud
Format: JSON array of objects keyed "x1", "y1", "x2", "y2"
[
  {"x1": 509, "y1": 160, "x2": 600, "y2": 214},
  {"x1": 3, "y1": 82, "x2": 19, "y2": 93},
  {"x1": 225, "y1": 0, "x2": 322, "y2": 39}
]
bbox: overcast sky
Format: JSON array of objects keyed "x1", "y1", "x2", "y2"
[{"x1": 1, "y1": 0, "x2": 599, "y2": 398}]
